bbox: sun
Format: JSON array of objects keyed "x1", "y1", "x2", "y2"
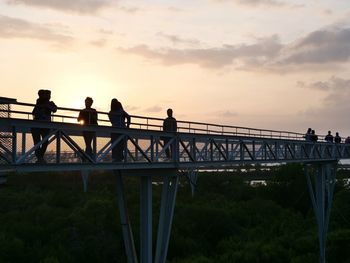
[{"x1": 56, "y1": 74, "x2": 116, "y2": 113}]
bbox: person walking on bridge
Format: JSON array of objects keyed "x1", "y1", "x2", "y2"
[
  {"x1": 78, "y1": 97, "x2": 98, "y2": 159},
  {"x1": 31, "y1": 89, "x2": 57, "y2": 163},
  {"x1": 163, "y1": 108, "x2": 177, "y2": 159}
]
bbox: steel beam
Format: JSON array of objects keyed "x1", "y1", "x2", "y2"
[
  {"x1": 305, "y1": 162, "x2": 337, "y2": 263},
  {"x1": 155, "y1": 174, "x2": 179, "y2": 263},
  {"x1": 140, "y1": 176, "x2": 152, "y2": 263},
  {"x1": 115, "y1": 171, "x2": 138, "y2": 263},
  {"x1": 81, "y1": 170, "x2": 89, "y2": 193}
]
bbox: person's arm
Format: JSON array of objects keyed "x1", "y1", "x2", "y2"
[
  {"x1": 108, "y1": 112, "x2": 113, "y2": 124},
  {"x1": 174, "y1": 118, "x2": 177, "y2": 132},
  {"x1": 77, "y1": 111, "x2": 83, "y2": 122},
  {"x1": 124, "y1": 111, "x2": 131, "y2": 128},
  {"x1": 93, "y1": 110, "x2": 98, "y2": 125},
  {"x1": 163, "y1": 119, "x2": 167, "y2": 131},
  {"x1": 48, "y1": 101, "x2": 57, "y2": 113}
]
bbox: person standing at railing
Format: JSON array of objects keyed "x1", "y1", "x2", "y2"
[
  {"x1": 334, "y1": 132, "x2": 341, "y2": 143},
  {"x1": 345, "y1": 136, "x2": 350, "y2": 144},
  {"x1": 108, "y1": 99, "x2": 130, "y2": 162},
  {"x1": 310, "y1": 130, "x2": 318, "y2": 142},
  {"x1": 163, "y1": 108, "x2": 177, "y2": 159},
  {"x1": 304, "y1": 128, "x2": 312, "y2": 141},
  {"x1": 31, "y1": 89, "x2": 57, "y2": 163},
  {"x1": 78, "y1": 97, "x2": 98, "y2": 159},
  {"x1": 325, "y1": 131, "x2": 334, "y2": 143}
]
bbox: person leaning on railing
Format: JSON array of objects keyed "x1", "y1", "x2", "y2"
[{"x1": 31, "y1": 89, "x2": 57, "y2": 163}]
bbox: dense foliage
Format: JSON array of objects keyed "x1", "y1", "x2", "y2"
[{"x1": 0, "y1": 164, "x2": 349, "y2": 262}]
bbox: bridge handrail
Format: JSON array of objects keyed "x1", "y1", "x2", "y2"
[{"x1": 0, "y1": 98, "x2": 310, "y2": 141}]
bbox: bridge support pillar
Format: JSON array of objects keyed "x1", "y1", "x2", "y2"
[
  {"x1": 140, "y1": 176, "x2": 152, "y2": 263},
  {"x1": 81, "y1": 170, "x2": 90, "y2": 193},
  {"x1": 115, "y1": 171, "x2": 138, "y2": 263},
  {"x1": 155, "y1": 175, "x2": 179, "y2": 263},
  {"x1": 305, "y1": 162, "x2": 337, "y2": 263},
  {"x1": 115, "y1": 170, "x2": 179, "y2": 263}
]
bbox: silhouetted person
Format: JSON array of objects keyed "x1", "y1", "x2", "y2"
[
  {"x1": 334, "y1": 132, "x2": 341, "y2": 143},
  {"x1": 163, "y1": 108, "x2": 177, "y2": 158},
  {"x1": 305, "y1": 128, "x2": 312, "y2": 141},
  {"x1": 345, "y1": 137, "x2": 350, "y2": 144},
  {"x1": 108, "y1": 99, "x2": 130, "y2": 161},
  {"x1": 310, "y1": 130, "x2": 318, "y2": 142},
  {"x1": 78, "y1": 97, "x2": 98, "y2": 158},
  {"x1": 31, "y1": 89, "x2": 57, "y2": 163},
  {"x1": 325, "y1": 131, "x2": 334, "y2": 143}
]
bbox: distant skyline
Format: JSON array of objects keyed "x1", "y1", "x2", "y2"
[{"x1": 1, "y1": 0, "x2": 350, "y2": 135}]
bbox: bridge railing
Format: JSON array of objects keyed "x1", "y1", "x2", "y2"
[{"x1": 0, "y1": 97, "x2": 310, "y2": 141}]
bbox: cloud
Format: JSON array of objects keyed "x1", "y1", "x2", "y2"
[
  {"x1": 297, "y1": 80, "x2": 331, "y2": 91},
  {"x1": 0, "y1": 15, "x2": 73, "y2": 44},
  {"x1": 125, "y1": 105, "x2": 140, "y2": 111},
  {"x1": 224, "y1": 0, "x2": 286, "y2": 7},
  {"x1": 278, "y1": 28, "x2": 350, "y2": 65},
  {"x1": 220, "y1": 110, "x2": 238, "y2": 118},
  {"x1": 98, "y1": 29, "x2": 114, "y2": 35},
  {"x1": 298, "y1": 76, "x2": 350, "y2": 132},
  {"x1": 118, "y1": 6, "x2": 141, "y2": 13},
  {"x1": 6, "y1": 0, "x2": 111, "y2": 14},
  {"x1": 145, "y1": 105, "x2": 162, "y2": 113},
  {"x1": 156, "y1": 32, "x2": 200, "y2": 46},
  {"x1": 167, "y1": 7, "x2": 184, "y2": 12},
  {"x1": 213, "y1": 0, "x2": 304, "y2": 8},
  {"x1": 90, "y1": 38, "x2": 107, "y2": 47},
  {"x1": 119, "y1": 35, "x2": 282, "y2": 68},
  {"x1": 119, "y1": 27, "x2": 350, "y2": 71}
]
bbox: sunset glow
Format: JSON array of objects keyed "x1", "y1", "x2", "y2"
[{"x1": 1, "y1": 0, "x2": 350, "y2": 135}]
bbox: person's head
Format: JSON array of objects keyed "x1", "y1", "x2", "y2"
[
  {"x1": 307, "y1": 128, "x2": 312, "y2": 133},
  {"x1": 167, "y1": 108, "x2": 173, "y2": 117},
  {"x1": 311, "y1": 130, "x2": 315, "y2": 134},
  {"x1": 44, "y1": 90, "x2": 51, "y2": 100},
  {"x1": 336, "y1": 132, "x2": 339, "y2": 136},
  {"x1": 328, "y1": 130, "x2": 331, "y2": 135},
  {"x1": 38, "y1": 89, "x2": 46, "y2": 99},
  {"x1": 85, "y1": 97, "x2": 93, "y2": 108},
  {"x1": 111, "y1": 98, "x2": 122, "y2": 111}
]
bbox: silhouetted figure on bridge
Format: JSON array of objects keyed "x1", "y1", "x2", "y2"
[
  {"x1": 325, "y1": 131, "x2": 334, "y2": 143},
  {"x1": 305, "y1": 128, "x2": 312, "y2": 141},
  {"x1": 31, "y1": 89, "x2": 57, "y2": 163},
  {"x1": 163, "y1": 108, "x2": 177, "y2": 159},
  {"x1": 310, "y1": 130, "x2": 318, "y2": 142},
  {"x1": 345, "y1": 137, "x2": 350, "y2": 144},
  {"x1": 334, "y1": 132, "x2": 341, "y2": 143},
  {"x1": 78, "y1": 97, "x2": 98, "y2": 159},
  {"x1": 108, "y1": 99, "x2": 130, "y2": 162}
]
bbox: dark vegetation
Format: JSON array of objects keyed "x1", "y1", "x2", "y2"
[{"x1": 0, "y1": 164, "x2": 350, "y2": 262}]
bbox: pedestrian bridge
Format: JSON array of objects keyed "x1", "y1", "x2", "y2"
[
  {"x1": 0, "y1": 97, "x2": 347, "y2": 263},
  {"x1": 0, "y1": 98, "x2": 348, "y2": 172}
]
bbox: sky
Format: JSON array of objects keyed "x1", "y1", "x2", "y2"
[{"x1": 1, "y1": 0, "x2": 350, "y2": 136}]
